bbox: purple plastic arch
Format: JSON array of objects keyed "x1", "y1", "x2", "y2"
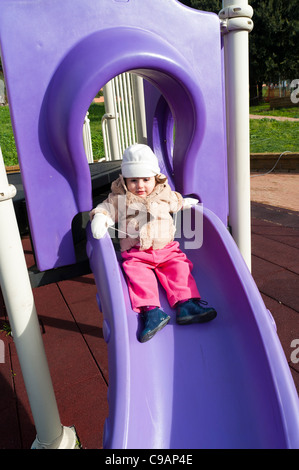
[
  {"x1": 1, "y1": 0, "x2": 298, "y2": 449},
  {"x1": 0, "y1": 0, "x2": 227, "y2": 271}
]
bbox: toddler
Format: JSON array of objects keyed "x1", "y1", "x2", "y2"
[{"x1": 90, "y1": 144, "x2": 217, "y2": 342}]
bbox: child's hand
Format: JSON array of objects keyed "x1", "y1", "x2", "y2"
[
  {"x1": 91, "y1": 213, "x2": 114, "y2": 239},
  {"x1": 182, "y1": 197, "x2": 199, "y2": 210}
]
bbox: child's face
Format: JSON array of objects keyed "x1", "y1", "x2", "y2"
[{"x1": 126, "y1": 176, "x2": 156, "y2": 198}]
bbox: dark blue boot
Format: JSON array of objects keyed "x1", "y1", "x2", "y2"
[
  {"x1": 176, "y1": 299, "x2": 217, "y2": 325},
  {"x1": 140, "y1": 308, "x2": 170, "y2": 343}
]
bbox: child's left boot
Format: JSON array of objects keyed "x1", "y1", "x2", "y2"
[{"x1": 176, "y1": 299, "x2": 217, "y2": 325}]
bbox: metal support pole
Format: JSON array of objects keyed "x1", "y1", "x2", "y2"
[
  {"x1": 0, "y1": 148, "x2": 77, "y2": 449},
  {"x1": 83, "y1": 111, "x2": 94, "y2": 163},
  {"x1": 103, "y1": 80, "x2": 121, "y2": 160},
  {"x1": 131, "y1": 74, "x2": 148, "y2": 145},
  {"x1": 219, "y1": 1, "x2": 253, "y2": 271}
]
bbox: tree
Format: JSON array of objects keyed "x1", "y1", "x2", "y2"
[
  {"x1": 179, "y1": 0, "x2": 221, "y2": 12},
  {"x1": 188, "y1": 0, "x2": 221, "y2": 12},
  {"x1": 179, "y1": 1, "x2": 299, "y2": 104},
  {"x1": 249, "y1": 0, "x2": 299, "y2": 103}
]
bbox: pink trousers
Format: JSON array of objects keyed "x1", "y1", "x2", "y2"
[{"x1": 121, "y1": 241, "x2": 200, "y2": 313}]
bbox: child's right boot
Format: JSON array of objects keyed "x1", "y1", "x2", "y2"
[
  {"x1": 176, "y1": 299, "x2": 217, "y2": 325},
  {"x1": 139, "y1": 308, "x2": 170, "y2": 343}
]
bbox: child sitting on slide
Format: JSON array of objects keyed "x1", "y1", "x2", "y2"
[{"x1": 90, "y1": 144, "x2": 217, "y2": 342}]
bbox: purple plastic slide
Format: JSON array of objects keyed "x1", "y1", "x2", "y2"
[{"x1": 87, "y1": 205, "x2": 299, "y2": 449}]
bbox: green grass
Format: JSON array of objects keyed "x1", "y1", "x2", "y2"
[
  {"x1": 250, "y1": 118, "x2": 299, "y2": 153},
  {"x1": 0, "y1": 105, "x2": 18, "y2": 166},
  {"x1": 87, "y1": 103, "x2": 106, "y2": 161},
  {"x1": 249, "y1": 103, "x2": 299, "y2": 153},
  {"x1": 0, "y1": 102, "x2": 298, "y2": 167},
  {"x1": 250, "y1": 104, "x2": 299, "y2": 119}
]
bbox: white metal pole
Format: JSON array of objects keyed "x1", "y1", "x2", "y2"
[
  {"x1": 119, "y1": 74, "x2": 129, "y2": 149},
  {"x1": 131, "y1": 74, "x2": 148, "y2": 144},
  {"x1": 125, "y1": 73, "x2": 136, "y2": 146},
  {"x1": 103, "y1": 80, "x2": 121, "y2": 160},
  {"x1": 0, "y1": 148, "x2": 77, "y2": 449},
  {"x1": 219, "y1": 1, "x2": 253, "y2": 271},
  {"x1": 114, "y1": 76, "x2": 125, "y2": 153},
  {"x1": 82, "y1": 111, "x2": 94, "y2": 163}
]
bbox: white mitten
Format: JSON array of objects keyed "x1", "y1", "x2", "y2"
[
  {"x1": 182, "y1": 197, "x2": 199, "y2": 210},
  {"x1": 91, "y1": 213, "x2": 114, "y2": 239}
]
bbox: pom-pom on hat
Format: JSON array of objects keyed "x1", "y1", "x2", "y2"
[{"x1": 121, "y1": 144, "x2": 161, "y2": 178}]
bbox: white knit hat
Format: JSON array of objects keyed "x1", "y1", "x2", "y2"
[{"x1": 121, "y1": 144, "x2": 161, "y2": 178}]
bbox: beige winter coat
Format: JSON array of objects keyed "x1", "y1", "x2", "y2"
[{"x1": 90, "y1": 175, "x2": 183, "y2": 252}]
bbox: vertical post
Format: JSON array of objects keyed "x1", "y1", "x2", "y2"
[
  {"x1": 131, "y1": 74, "x2": 148, "y2": 145},
  {"x1": 103, "y1": 80, "x2": 121, "y2": 160},
  {"x1": 0, "y1": 148, "x2": 77, "y2": 449},
  {"x1": 83, "y1": 111, "x2": 94, "y2": 163},
  {"x1": 219, "y1": 1, "x2": 253, "y2": 271}
]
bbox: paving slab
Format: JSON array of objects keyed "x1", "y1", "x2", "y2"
[
  {"x1": 251, "y1": 173, "x2": 299, "y2": 213},
  {"x1": 252, "y1": 217, "x2": 299, "y2": 250},
  {"x1": 57, "y1": 275, "x2": 109, "y2": 381},
  {"x1": 251, "y1": 233, "x2": 299, "y2": 274}
]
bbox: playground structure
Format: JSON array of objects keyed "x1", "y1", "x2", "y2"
[{"x1": 0, "y1": 0, "x2": 298, "y2": 449}]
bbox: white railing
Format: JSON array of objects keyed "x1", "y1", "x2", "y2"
[
  {"x1": 83, "y1": 72, "x2": 147, "y2": 163},
  {"x1": 83, "y1": 73, "x2": 147, "y2": 163},
  {"x1": 102, "y1": 72, "x2": 140, "y2": 160},
  {"x1": 82, "y1": 111, "x2": 94, "y2": 163}
]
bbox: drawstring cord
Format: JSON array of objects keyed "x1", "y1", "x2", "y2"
[
  {"x1": 111, "y1": 226, "x2": 130, "y2": 237},
  {"x1": 110, "y1": 212, "x2": 178, "y2": 238}
]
